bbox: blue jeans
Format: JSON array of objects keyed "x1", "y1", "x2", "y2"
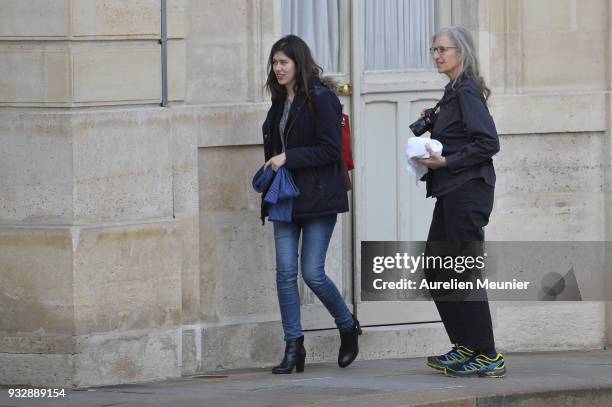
[{"x1": 273, "y1": 214, "x2": 354, "y2": 341}]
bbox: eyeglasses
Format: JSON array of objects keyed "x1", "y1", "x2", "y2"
[{"x1": 429, "y1": 46, "x2": 458, "y2": 55}]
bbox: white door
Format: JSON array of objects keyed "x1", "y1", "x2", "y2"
[{"x1": 350, "y1": 0, "x2": 453, "y2": 325}]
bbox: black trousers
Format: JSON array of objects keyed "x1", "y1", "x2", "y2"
[{"x1": 425, "y1": 178, "x2": 495, "y2": 352}]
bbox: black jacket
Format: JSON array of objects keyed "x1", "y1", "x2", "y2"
[
  {"x1": 426, "y1": 75, "x2": 500, "y2": 197},
  {"x1": 261, "y1": 79, "x2": 349, "y2": 221}
]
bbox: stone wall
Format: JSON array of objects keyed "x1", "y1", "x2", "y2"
[
  {"x1": 484, "y1": 0, "x2": 611, "y2": 353},
  {"x1": 0, "y1": 0, "x2": 197, "y2": 387}
]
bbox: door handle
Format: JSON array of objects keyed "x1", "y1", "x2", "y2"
[{"x1": 337, "y1": 83, "x2": 352, "y2": 96}]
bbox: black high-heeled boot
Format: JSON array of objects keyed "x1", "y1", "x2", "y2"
[
  {"x1": 272, "y1": 335, "x2": 306, "y2": 374},
  {"x1": 338, "y1": 316, "x2": 362, "y2": 368}
]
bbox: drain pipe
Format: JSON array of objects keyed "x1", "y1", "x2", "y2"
[{"x1": 160, "y1": 0, "x2": 168, "y2": 107}]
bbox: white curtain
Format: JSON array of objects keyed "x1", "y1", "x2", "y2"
[
  {"x1": 281, "y1": 0, "x2": 340, "y2": 74},
  {"x1": 365, "y1": 0, "x2": 435, "y2": 71}
]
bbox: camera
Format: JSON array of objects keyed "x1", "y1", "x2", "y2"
[{"x1": 409, "y1": 107, "x2": 437, "y2": 137}]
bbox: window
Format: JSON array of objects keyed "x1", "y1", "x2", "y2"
[
  {"x1": 364, "y1": 0, "x2": 436, "y2": 71},
  {"x1": 281, "y1": 0, "x2": 438, "y2": 74},
  {"x1": 281, "y1": 0, "x2": 340, "y2": 74}
]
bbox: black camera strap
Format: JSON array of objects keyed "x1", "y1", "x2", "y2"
[{"x1": 432, "y1": 100, "x2": 442, "y2": 113}]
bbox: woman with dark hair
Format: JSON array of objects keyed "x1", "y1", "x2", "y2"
[
  {"x1": 415, "y1": 26, "x2": 506, "y2": 378},
  {"x1": 261, "y1": 35, "x2": 361, "y2": 374}
]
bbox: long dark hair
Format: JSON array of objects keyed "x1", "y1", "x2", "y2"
[{"x1": 265, "y1": 35, "x2": 323, "y2": 105}]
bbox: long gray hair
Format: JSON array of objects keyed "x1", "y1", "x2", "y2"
[{"x1": 433, "y1": 26, "x2": 491, "y2": 101}]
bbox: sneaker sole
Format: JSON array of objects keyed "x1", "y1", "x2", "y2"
[
  {"x1": 426, "y1": 361, "x2": 446, "y2": 371},
  {"x1": 444, "y1": 367, "x2": 506, "y2": 378}
]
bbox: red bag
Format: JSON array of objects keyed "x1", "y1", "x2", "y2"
[
  {"x1": 341, "y1": 113, "x2": 354, "y2": 171},
  {"x1": 340, "y1": 113, "x2": 354, "y2": 191}
]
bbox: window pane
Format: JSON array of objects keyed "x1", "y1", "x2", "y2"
[
  {"x1": 281, "y1": 0, "x2": 340, "y2": 74},
  {"x1": 365, "y1": 0, "x2": 436, "y2": 71}
]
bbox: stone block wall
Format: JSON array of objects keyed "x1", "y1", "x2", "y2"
[{"x1": 0, "y1": 0, "x2": 198, "y2": 387}]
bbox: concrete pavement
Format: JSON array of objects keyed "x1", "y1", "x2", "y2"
[{"x1": 1, "y1": 350, "x2": 612, "y2": 406}]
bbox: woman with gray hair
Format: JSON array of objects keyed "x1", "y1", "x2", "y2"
[{"x1": 414, "y1": 26, "x2": 505, "y2": 378}]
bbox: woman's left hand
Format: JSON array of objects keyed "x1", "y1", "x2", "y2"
[
  {"x1": 264, "y1": 153, "x2": 287, "y2": 172},
  {"x1": 415, "y1": 145, "x2": 447, "y2": 169}
]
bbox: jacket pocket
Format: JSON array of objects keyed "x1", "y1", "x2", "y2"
[{"x1": 311, "y1": 167, "x2": 323, "y2": 190}]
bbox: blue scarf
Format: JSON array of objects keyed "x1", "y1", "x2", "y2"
[{"x1": 252, "y1": 166, "x2": 300, "y2": 223}]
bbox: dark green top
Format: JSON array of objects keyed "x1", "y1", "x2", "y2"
[{"x1": 279, "y1": 97, "x2": 293, "y2": 152}]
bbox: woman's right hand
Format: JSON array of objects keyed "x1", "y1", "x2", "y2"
[
  {"x1": 421, "y1": 107, "x2": 440, "y2": 118},
  {"x1": 415, "y1": 144, "x2": 447, "y2": 169},
  {"x1": 264, "y1": 153, "x2": 287, "y2": 172}
]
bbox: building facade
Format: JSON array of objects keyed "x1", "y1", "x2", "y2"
[{"x1": 1, "y1": 0, "x2": 611, "y2": 387}]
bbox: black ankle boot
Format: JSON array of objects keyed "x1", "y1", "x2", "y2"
[
  {"x1": 338, "y1": 317, "x2": 362, "y2": 368},
  {"x1": 272, "y1": 336, "x2": 306, "y2": 374}
]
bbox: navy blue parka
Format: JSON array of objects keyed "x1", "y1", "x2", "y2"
[{"x1": 261, "y1": 79, "x2": 349, "y2": 222}]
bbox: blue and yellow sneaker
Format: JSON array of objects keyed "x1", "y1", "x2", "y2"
[
  {"x1": 426, "y1": 345, "x2": 475, "y2": 371},
  {"x1": 444, "y1": 352, "x2": 506, "y2": 378}
]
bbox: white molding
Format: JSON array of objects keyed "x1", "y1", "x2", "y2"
[
  {"x1": 337, "y1": 0, "x2": 351, "y2": 76},
  {"x1": 362, "y1": 70, "x2": 447, "y2": 94},
  {"x1": 351, "y1": 0, "x2": 364, "y2": 306}
]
